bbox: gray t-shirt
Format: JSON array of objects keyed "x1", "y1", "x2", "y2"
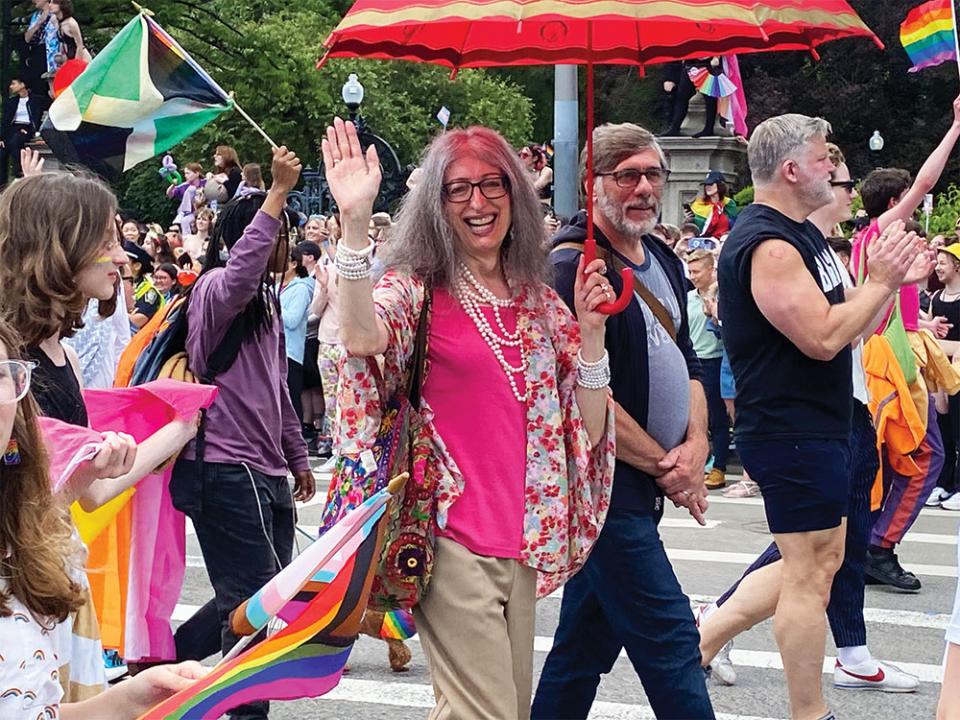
[{"x1": 631, "y1": 245, "x2": 690, "y2": 451}]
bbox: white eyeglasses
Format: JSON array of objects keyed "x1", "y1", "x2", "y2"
[{"x1": 0, "y1": 360, "x2": 38, "y2": 406}]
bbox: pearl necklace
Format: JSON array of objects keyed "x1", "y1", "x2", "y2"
[{"x1": 455, "y1": 263, "x2": 527, "y2": 402}]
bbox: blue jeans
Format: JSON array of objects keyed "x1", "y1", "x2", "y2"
[
  {"x1": 532, "y1": 509, "x2": 715, "y2": 720},
  {"x1": 700, "y1": 356, "x2": 730, "y2": 471}
]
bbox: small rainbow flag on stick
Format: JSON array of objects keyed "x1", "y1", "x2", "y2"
[{"x1": 900, "y1": 0, "x2": 959, "y2": 73}]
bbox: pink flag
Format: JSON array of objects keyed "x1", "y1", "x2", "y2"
[{"x1": 82, "y1": 380, "x2": 218, "y2": 661}]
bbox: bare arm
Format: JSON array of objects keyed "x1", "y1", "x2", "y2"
[
  {"x1": 614, "y1": 401, "x2": 667, "y2": 474},
  {"x1": 76, "y1": 419, "x2": 197, "y2": 511},
  {"x1": 878, "y1": 95, "x2": 960, "y2": 233},
  {"x1": 751, "y1": 228, "x2": 922, "y2": 361},
  {"x1": 322, "y1": 118, "x2": 389, "y2": 356},
  {"x1": 310, "y1": 265, "x2": 329, "y2": 317}
]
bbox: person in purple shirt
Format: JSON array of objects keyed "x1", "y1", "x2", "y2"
[{"x1": 169, "y1": 146, "x2": 314, "y2": 720}]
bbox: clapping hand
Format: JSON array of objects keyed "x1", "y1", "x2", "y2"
[
  {"x1": 320, "y1": 118, "x2": 381, "y2": 223},
  {"x1": 867, "y1": 219, "x2": 925, "y2": 291}
]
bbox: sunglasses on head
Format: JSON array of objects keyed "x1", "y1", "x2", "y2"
[
  {"x1": 829, "y1": 179, "x2": 859, "y2": 191},
  {"x1": 687, "y1": 237, "x2": 717, "y2": 251}
]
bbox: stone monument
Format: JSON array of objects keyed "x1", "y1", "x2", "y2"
[{"x1": 659, "y1": 95, "x2": 747, "y2": 227}]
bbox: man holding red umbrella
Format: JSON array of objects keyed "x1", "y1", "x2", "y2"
[{"x1": 536, "y1": 122, "x2": 714, "y2": 720}]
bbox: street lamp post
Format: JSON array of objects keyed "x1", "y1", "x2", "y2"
[
  {"x1": 315, "y1": 73, "x2": 406, "y2": 214},
  {"x1": 342, "y1": 73, "x2": 366, "y2": 134},
  {"x1": 868, "y1": 130, "x2": 884, "y2": 169}
]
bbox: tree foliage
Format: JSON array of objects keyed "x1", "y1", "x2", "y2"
[{"x1": 15, "y1": 0, "x2": 533, "y2": 220}]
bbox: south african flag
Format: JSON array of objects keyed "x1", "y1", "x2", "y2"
[{"x1": 41, "y1": 13, "x2": 232, "y2": 179}]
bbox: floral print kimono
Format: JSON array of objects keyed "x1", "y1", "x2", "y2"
[{"x1": 335, "y1": 270, "x2": 616, "y2": 598}]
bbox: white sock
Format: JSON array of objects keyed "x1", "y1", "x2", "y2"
[{"x1": 838, "y1": 645, "x2": 874, "y2": 669}]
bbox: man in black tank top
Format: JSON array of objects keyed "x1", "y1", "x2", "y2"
[{"x1": 717, "y1": 114, "x2": 928, "y2": 720}]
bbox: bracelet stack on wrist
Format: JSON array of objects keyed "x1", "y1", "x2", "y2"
[
  {"x1": 334, "y1": 238, "x2": 376, "y2": 280},
  {"x1": 576, "y1": 348, "x2": 611, "y2": 389}
]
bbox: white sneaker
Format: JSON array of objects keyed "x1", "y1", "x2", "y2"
[
  {"x1": 926, "y1": 487, "x2": 950, "y2": 507},
  {"x1": 709, "y1": 640, "x2": 737, "y2": 686},
  {"x1": 834, "y1": 660, "x2": 919, "y2": 692},
  {"x1": 318, "y1": 455, "x2": 338, "y2": 473},
  {"x1": 941, "y1": 493, "x2": 960, "y2": 511}
]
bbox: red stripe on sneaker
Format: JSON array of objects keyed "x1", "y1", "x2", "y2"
[{"x1": 838, "y1": 664, "x2": 886, "y2": 682}]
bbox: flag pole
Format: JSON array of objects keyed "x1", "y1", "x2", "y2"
[
  {"x1": 952, "y1": 0, "x2": 960, "y2": 79},
  {"x1": 229, "y1": 92, "x2": 279, "y2": 149}
]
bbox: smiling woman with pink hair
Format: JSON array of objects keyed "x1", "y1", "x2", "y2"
[{"x1": 321, "y1": 118, "x2": 616, "y2": 719}]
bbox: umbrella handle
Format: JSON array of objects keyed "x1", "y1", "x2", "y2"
[{"x1": 583, "y1": 237, "x2": 633, "y2": 314}]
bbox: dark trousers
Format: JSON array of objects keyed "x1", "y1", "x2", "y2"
[
  {"x1": 937, "y1": 393, "x2": 960, "y2": 494},
  {"x1": 716, "y1": 402, "x2": 878, "y2": 648},
  {"x1": 700, "y1": 356, "x2": 730, "y2": 472},
  {"x1": 170, "y1": 459, "x2": 295, "y2": 718},
  {"x1": 532, "y1": 508, "x2": 715, "y2": 720},
  {"x1": 286, "y1": 358, "x2": 304, "y2": 426},
  {"x1": 0, "y1": 124, "x2": 33, "y2": 183}
]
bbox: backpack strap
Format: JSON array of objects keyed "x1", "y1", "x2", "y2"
[{"x1": 551, "y1": 241, "x2": 677, "y2": 342}]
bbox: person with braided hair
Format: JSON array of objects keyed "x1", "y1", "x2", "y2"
[{"x1": 168, "y1": 146, "x2": 315, "y2": 720}]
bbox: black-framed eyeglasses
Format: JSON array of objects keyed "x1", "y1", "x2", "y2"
[
  {"x1": 0, "y1": 359, "x2": 38, "y2": 406},
  {"x1": 597, "y1": 167, "x2": 671, "y2": 190},
  {"x1": 442, "y1": 175, "x2": 510, "y2": 203},
  {"x1": 829, "y1": 179, "x2": 859, "y2": 191}
]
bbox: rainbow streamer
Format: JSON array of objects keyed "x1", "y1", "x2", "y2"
[
  {"x1": 900, "y1": 0, "x2": 958, "y2": 72},
  {"x1": 138, "y1": 488, "x2": 393, "y2": 719},
  {"x1": 380, "y1": 609, "x2": 417, "y2": 640},
  {"x1": 687, "y1": 67, "x2": 738, "y2": 98}
]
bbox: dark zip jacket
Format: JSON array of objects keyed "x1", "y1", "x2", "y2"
[{"x1": 550, "y1": 210, "x2": 703, "y2": 515}]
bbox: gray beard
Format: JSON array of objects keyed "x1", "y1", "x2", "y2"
[{"x1": 596, "y1": 191, "x2": 660, "y2": 240}]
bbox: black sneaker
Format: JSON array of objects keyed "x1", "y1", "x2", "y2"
[{"x1": 865, "y1": 548, "x2": 921, "y2": 592}]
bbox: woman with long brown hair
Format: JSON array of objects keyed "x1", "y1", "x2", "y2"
[
  {"x1": 0, "y1": 317, "x2": 207, "y2": 718},
  {"x1": 0, "y1": 172, "x2": 199, "y2": 698}
]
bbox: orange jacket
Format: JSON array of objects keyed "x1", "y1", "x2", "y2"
[{"x1": 863, "y1": 334, "x2": 926, "y2": 510}]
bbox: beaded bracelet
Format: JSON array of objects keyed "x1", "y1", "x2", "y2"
[
  {"x1": 577, "y1": 349, "x2": 611, "y2": 389},
  {"x1": 334, "y1": 252, "x2": 372, "y2": 281}
]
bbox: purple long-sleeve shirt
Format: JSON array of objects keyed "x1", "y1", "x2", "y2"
[{"x1": 182, "y1": 210, "x2": 309, "y2": 476}]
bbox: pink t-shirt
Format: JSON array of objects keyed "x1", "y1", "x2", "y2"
[
  {"x1": 851, "y1": 220, "x2": 920, "y2": 333},
  {"x1": 423, "y1": 286, "x2": 527, "y2": 559}
]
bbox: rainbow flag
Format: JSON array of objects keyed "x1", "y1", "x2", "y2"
[
  {"x1": 138, "y1": 484, "x2": 401, "y2": 719},
  {"x1": 900, "y1": 0, "x2": 958, "y2": 73},
  {"x1": 41, "y1": 13, "x2": 232, "y2": 179}
]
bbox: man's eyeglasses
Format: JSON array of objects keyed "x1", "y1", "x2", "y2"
[
  {"x1": 0, "y1": 359, "x2": 38, "y2": 406},
  {"x1": 829, "y1": 179, "x2": 859, "y2": 191},
  {"x1": 687, "y1": 237, "x2": 717, "y2": 251},
  {"x1": 442, "y1": 176, "x2": 510, "y2": 203},
  {"x1": 121, "y1": 275, "x2": 134, "y2": 284},
  {"x1": 597, "y1": 167, "x2": 671, "y2": 190}
]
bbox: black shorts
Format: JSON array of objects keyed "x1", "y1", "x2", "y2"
[
  {"x1": 303, "y1": 337, "x2": 322, "y2": 390},
  {"x1": 737, "y1": 437, "x2": 850, "y2": 534}
]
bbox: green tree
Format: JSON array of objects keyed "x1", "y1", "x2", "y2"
[{"x1": 15, "y1": 0, "x2": 533, "y2": 220}]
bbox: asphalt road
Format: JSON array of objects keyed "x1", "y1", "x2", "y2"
[{"x1": 173, "y1": 468, "x2": 959, "y2": 719}]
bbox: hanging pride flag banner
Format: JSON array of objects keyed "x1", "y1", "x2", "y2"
[
  {"x1": 41, "y1": 12, "x2": 232, "y2": 179},
  {"x1": 900, "y1": 0, "x2": 959, "y2": 72}
]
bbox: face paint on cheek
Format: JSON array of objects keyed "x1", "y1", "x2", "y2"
[{"x1": 95, "y1": 255, "x2": 114, "y2": 265}]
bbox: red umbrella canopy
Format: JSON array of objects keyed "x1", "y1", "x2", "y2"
[
  {"x1": 320, "y1": 0, "x2": 881, "y2": 314},
  {"x1": 321, "y1": 0, "x2": 882, "y2": 69}
]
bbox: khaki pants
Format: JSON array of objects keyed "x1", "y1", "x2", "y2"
[{"x1": 414, "y1": 537, "x2": 537, "y2": 720}]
